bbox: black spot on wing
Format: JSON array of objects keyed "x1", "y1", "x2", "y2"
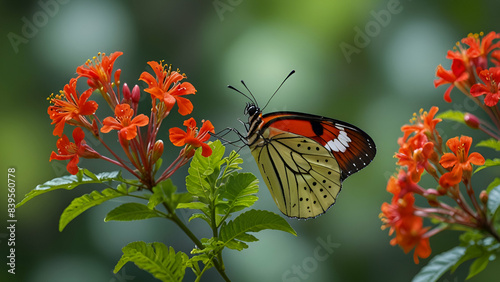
[{"x1": 310, "y1": 120, "x2": 323, "y2": 136}]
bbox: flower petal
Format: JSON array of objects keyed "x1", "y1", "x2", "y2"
[
  {"x1": 175, "y1": 96, "x2": 194, "y2": 116},
  {"x1": 169, "y1": 127, "x2": 188, "y2": 146},
  {"x1": 200, "y1": 142, "x2": 213, "y2": 157},
  {"x1": 66, "y1": 155, "x2": 80, "y2": 175},
  {"x1": 468, "y1": 152, "x2": 485, "y2": 166},
  {"x1": 131, "y1": 114, "x2": 150, "y2": 127},
  {"x1": 439, "y1": 153, "x2": 458, "y2": 168}
]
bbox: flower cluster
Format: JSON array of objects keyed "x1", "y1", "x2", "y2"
[
  {"x1": 435, "y1": 31, "x2": 500, "y2": 132},
  {"x1": 381, "y1": 107, "x2": 487, "y2": 263},
  {"x1": 48, "y1": 52, "x2": 214, "y2": 189},
  {"x1": 382, "y1": 32, "x2": 500, "y2": 265}
]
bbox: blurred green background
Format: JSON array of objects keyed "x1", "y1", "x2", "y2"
[{"x1": 1, "y1": 0, "x2": 500, "y2": 281}]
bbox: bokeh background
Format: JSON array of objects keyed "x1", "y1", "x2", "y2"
[{"x1": 1, "y1": 0, "x2": 500, "y2": 281}]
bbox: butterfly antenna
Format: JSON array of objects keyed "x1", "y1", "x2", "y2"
[
  {"x1": 227, "y1": 84, "x2": 257, "y2": 106},
  {"x1": 240, "y1": 80, "x2": 259, "y2": 106},
  {"x1": 262, "y1": 70, "x2": 295, "y2": 111}
]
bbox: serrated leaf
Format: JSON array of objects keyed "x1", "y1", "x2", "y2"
[
  {"x1": 219, "y1": 173, "x2": 259, "y2": 215},
  {"x1": 436, "y1": 110, "x2": 465, "y2": 124},
  {"x1": 114, "y1": 242, "x2": 187, "y2": 282},
  {"x1": 476, "y1": 138, "x2": 500, "y2": 151},
  {"x1": 185, "y1": 141, "x2": 225, "y2": 199},
  {"x1": 466, "y1": 254, "x2": 490, "y2": 279},
  {"x1": 487, "y1": 185, "x2": 500, "y2": 217},
  {"x1": 219, "y1": 209, "x2": 296, "y2": 251},
  {"x1": 221, "y1": 150, "x2": 244, "y2": 177},
  {"x1": 412, "y1": 246, "x2": 466, "y2": 282},
  {"x1": 59, "y1": 187, "x2": 127, "y2": 231},
  {"x1": 474, "y1": 158, "x2": 500, "y2": 173},
  {"x1": 16, "y1": 170, "x2": 122, "y2": 208},
  {"x1": 105, "y1": 203, "x2": 162, "y2": 222}
]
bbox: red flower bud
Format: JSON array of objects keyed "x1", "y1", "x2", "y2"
[
  {"x1": 151, "y1": 140, "x2": 164, "y2": 164},
  {"x1": 464, "y1": 113, "x2": 480, "y2": 129},
  {"x1": 132, "y1": 85, "x2": 141, "y2": 104},
  {"x1": 122, "y1": 83, "x2": 131, "y2": 100},
  {"x1": 480, "y1": 190, "x2": 488, "y2": 205}
]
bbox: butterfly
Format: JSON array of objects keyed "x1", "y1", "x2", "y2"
[{"x1": 225, "y1": 70, "x2": 376, "y2": 219}]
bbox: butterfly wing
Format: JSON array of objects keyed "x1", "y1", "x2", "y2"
[
  {"x1": 250, "y1": 131, "x2": 342, "y2": 218},
  {"x1": 260, "y1": 112, "x2": 376, "y2": 180},
  {"x1": 249, "y1": 111, "x2": 376, "y2": 219}
]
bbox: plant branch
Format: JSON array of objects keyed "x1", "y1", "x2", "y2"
[{"x1": 162, "y1": 203, "x2": 231, "y2": 282}]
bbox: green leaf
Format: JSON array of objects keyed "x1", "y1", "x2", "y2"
[
  {"x1": 412, "y1": 246, "x2": 466, "y2": 282},
  {"x1": 188, "y1": 213, "x2": 211, "y2": 224},
  {"x1": 105, "y1": 203, "x2": 162, "y2": 222},
  {"x1": 451, "y1": 244, "x2": 483, "y2": 273},
  {"x1": 83, "y1": 169, "x2": 98, "y2": 181},
  {"x1": 487, "y1": 178, "x2": 500, "y2": 193},
  {"x1": 114, "y1": 242, "x2": 187, "y2": 282},
  {"x1": 59, "y1": 187, "x2": 127, "y2": 231},
  {"x1": 487, "y1": 185, "x2": 500, "y2": 217},
  {"x1": 218, "y1": 173, "x2": 259, "y2": 215},
  {"x1": 177, "y1": 202, "x2": 208, "y2": 210},
  {"x1": 436, "y1": 110, "x2": 465, "y2": 124},
  {"x1": 474, "y1": 158, "x2": 500, "y2": 173},
  {"x1": 149, "y1": 180, "x2": 193, "y2": 211},
  {"x1": 476, "y1": 138, "x2": 500, "y2": 151},
  {"x1": 219, "y1": 209, "x2": 297, "y2": 251},
  {"x1": 148, "y1": 180, "x2": 175, "y2": 209},
  {"x1": 467, "y1": 254, "x2": 490, "y2": 279},
  {"x1": 17, "y1": 170, "x2": 122, "y2": 208},
  {"x1": 185, "y1": 141, "x2": 225, "y2": 198},
  {"x1": 220, "y1": 150, "x2": 244, "y2": 179}
]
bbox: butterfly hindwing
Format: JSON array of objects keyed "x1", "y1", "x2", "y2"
[{"x1": 251, "y1": 131, "x2": 342, "y2": 218}]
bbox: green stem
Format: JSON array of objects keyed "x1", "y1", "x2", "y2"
[{"x1": 162, "y1": 203, "x2": 231, "y2": 282}]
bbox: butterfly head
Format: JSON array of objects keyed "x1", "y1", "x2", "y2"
[{"x1": 244, "y1": 103, "x2": 261, "y2": 117}]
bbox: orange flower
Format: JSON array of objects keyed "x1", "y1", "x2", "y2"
[
  {"x1": 76, "y1": 51, "x2": 123, "y2": 88},
  {"x1": 401, "y1": 107, "x2": 441, "y2": 142},
  {"x1": 439, "y1": 136, "x2": 485, "y2": 187},
  {"x1": 169, "y1": 118, "x2": 214, "y2": 157},
  {"x1": 140, "y1": 61, "x2": 196, "y2": 116},
  {"x1": 393, "y1": 218, "x2": 431, "y2": 264},
  {"x1": 380, "y1": 184, "x2": 431, "y2": 264},
  {"x1": 461, "y1": 32, "x2": 500, "y2": 62},
  {"x1": 48, "y1": 78, "x2": 98, "y2": 137},
  {"x1": 101, "y1": 104, "x2": 149, "y2": 140},
  {"x1": 49, "y1": 127, "x2": 100, "y2": 175},
  {"x1": 470, "y1": 67, "x2": 500, "y2": 106},
  {"x1": 396, "y1": 142, "x2": 436, "y2": 183},
  {"x1": 381, "y1": 179, "x2": 415, "y2": 230},
  {"x1": 434, "y1": 60, "x2": 469, "y2": 102}
]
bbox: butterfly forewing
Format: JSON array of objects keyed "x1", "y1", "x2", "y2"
[
  {"x1": 260, "y1": 112, "x2": 376, "y2": 180},
  {"x1": 251, "y1": 131, "x2": 342, "y2": 218}
]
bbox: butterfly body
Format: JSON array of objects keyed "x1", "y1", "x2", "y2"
[{"x1": 244, "y1": 103, "x2": 376, "y2": 219}]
